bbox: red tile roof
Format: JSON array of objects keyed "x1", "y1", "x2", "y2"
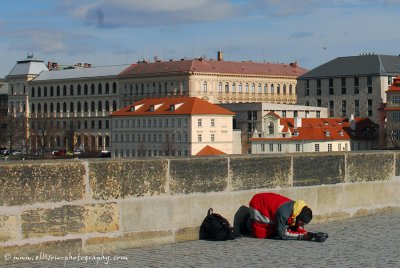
[
  {"x1": 250, "y1": 117, "x2": 377, "y2": 142},
  {"x1": 386, "y1": 76, "x2": 400, "y2": 93},
  {"x1": 196, "y1": 145, "x2": 226, "y2": 156},
  {"x1": 119, "y1": 59, "x2": 307, "y2": 77},
  {"x1": 110, "y1": 97, "x2": 235, "y2": 116}
]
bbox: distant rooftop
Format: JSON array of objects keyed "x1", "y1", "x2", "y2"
[
  {"x1": 119, "y1": 58, "x2": 307, "y2": 77},
  {"x1": 300, "y1": 54, "x2": 400, "y2": 79},
  {"x1": 7, "y1": 55, "x2": 48, "y2": 77},
  {"x1": 32, "y1": 64, "x2": 131, "y2": 81}
]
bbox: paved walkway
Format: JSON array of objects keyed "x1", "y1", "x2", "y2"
[{"x1": 4, "y1": 212, "x2": 400, "y2": 267}]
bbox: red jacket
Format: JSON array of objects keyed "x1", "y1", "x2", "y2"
[{"x1": 249, "y1": 193, "x2": 307, "y2": 239}]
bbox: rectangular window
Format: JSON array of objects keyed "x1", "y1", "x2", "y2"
[
  {"x1": 316, "y1": 111, "x2": 321, "y2": 118},
  {"x1": 341, "y1": 77, "x2": 346, "y2": 94},
  {"x1": 328, "y1": 144, "x2": 332, "y2": 152},
  {"x1": 315, "y1": 144, "x2": 320, "y2": 152},
  {"x1": 269, "y1": 144, "x2": 273, "y2": 152},
  {"x1": 282, "y1": 111, "x2": 286, "y2": 118},
  {"x1": 329, "y1": 101, "x2": 334, "y2": 117},
  {"x1": 261, "y1": 144, "x2": 265, "y2": 152},
  {"x1": 296, "y1": 144, "x2": 300, "y2": 152},
  {"x1": 393, "y1": 112, "x2": 400, "y2": 122},
  {"x1": 355, "y1": 100, "x2": 360, "y2": 117},
  {"x1": 278, "y1": 144, "x2": 282, "y2": 152},
  {"x1": 91, "y1": 120, "x2": 95, "y2": 129},
  {"x1": 211, "y1": 134, "x2": 215, "y2": 142},
  {"x1": 316, "y1": 79, "x2": 321, "y2": 95},
  {"x1": 392, "y1": 96, "x2": 400, "y2": 104},
  {"x1": 98, "y1": 120, "x2": 102, "y2": 129},
  {"x1": 105, "y1": 120, "x2": 109, "y2": 129},
  {"x1": 211, "y1": 119, "x2": 215, "y2": 127},
  {"x1": 341, "y1": 100, "x2": 346, "y2": 117},
  {"x1": 198, "y1": 119, "x2": 202, "y2": 127},
  {"x1": 367, "y1": 76, "x2": 372, "y2": 93},
  {"x1": 317, "y1": 99, "x2": 321, "y2": 107},
  {"x1": 368, "y1": 99, "x2": 373, "y2": 116},
  {"x1": 329, "y1": 78, "x2": 334, "y2": 95},
  {"x1": 198, "y1": 134, "x2": 202, "y2": 142}
]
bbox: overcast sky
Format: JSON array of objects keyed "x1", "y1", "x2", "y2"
[{"x1": 1, "y1": 0, "x2": 399, "y2": 77}]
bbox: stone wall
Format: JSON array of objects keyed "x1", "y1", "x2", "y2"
[{"x1": 1, "y1": 152, "x2": 400, "y2": 265}]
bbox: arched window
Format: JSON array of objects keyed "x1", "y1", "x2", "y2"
[
  {"x1": 31, "y1": 103, "x2": 35, "y2": 113},
  {"x1": 44, "y1": 87, "x2": 48, "y2": 97},
  {"x1": 84, "y1": 84, "x2": 88, "y2": 95},
  {"x1": 98, "y1": 101, "x2": 103, "y2": 111},
  {"x1": 113, "y1": 82, "x2": 117, "y2": 94},
  {"x1": 84, "y1": 102, "x2": 88, "y2": 112},
  {"x1": 251, "y1": 83, "x2": 255, "y2": 93},
  {"x1": 98, "y1": 83, "x2": 102, "y2": 94},
  {"x1": 203, "y1": 82, "x2": 207, "y2": 92},
  {"x1": 37, "y1": 103, "x2": 42, "y2": 113},
  {"x1": 50, "y1": 103, "x2": 54, "y2": 113},
  {"x1": 239, "y1": 83, "x2": 242, "y2": 93},
  {"x1": 218, "y1": 82, "x2": 222, "y2": 93},
  {"x1": 245, "y1": 83, "x2": 249, "y2": 93},
  {"x1": 258, "y1": 84, "x2": 262, "y2": 93},
  {"x1": 105, "y1": 136, "x2": 110, "y2": 147},
  {"x1": 44, "y1": 103, "x2": 48, "y2": 113},
  {"x1": 77, "y1": 85, "x2": 81, "y2": 95},
  {"x1": 70, "y1": 102, "x2": 74, "y2": 113},
  {"x1": 98, "y1": 136, "x2": 103, "y2": 147},
  {"x1": 63, "y1": 102, "x2": 67, "y2": 112},
  {"x1": 38, "y1": 87, "x2": 42, "y2": 97},
  {"x1": 70, "y1": 85, "x2": 74, "y2": 96},
  {"x1": 112, "y1": 100, "x2": 117, "y2": 111},
  {"x1": 77, "y1": 102, "x2": 82, "y2": 112},
  {"x1": 63, "y1": 86, "x2": 67, "y2": 96},
  {"x1": 105, "y1": 101, "x2": 110, "y2": 112},
  {"x1": 232, "y1": 83, "x2": 236, "y2": 92},
  {"x1": 105, "y1": 83, "x2": 110, "y2": 94},
  {"x1": 283, "y1": 85, "x2": 287, "y2": 95},
  {"x1": 50, "y1": 86, "x2": 54, "y2": 96},
  {"x1": 56, "y1": 86, "x2": 60, "y2": 96},
  {"x1": 268, "y1": 122, "x2": 274, "y2": 135},
  {"x1": 31, "y1": 87, "x2": 35, "y2": 97},
  {"x1": 289, "y1": 85, "x2": 293, "y2": 95},
  {"x1": 271, "y1": 84, "x2": 275, "y2": 94},
  {"x1": 56, "y1": 103, "x2": 60, "y2": 113},
  {"x1": 264, "y1": 84, "x2": 268, "y2": 93},
  {"x1": 91, "y1": 84, "x2": 95, "y2": 95},
  {"x1": 277, "y1": 84, "x2": 281, "y2": 94},
  {"x1": 225, "y1": 83, "x2": 229, "y2": 93},
  {"x1": 91, "y1": 101, "x2": 95, "y2": 112}
]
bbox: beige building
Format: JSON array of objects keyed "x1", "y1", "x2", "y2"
[
  {"x1": 297, "y1": 54, "x2": 400, "y2": 124},
  {"x1": 220, "y1": 102, "x2": 328, "y2": 154},
  {"x1": 250, "y1": 114, "x2": 378, "y2": 154},
  {"x1": 118, "y1": 53, "x2": 307, "y2": 106},
  {"x1": 381, "y1": 76, "x2": 400, "y2": 148},
  {"x1": 111, "y1": 97, "x2": 236, "y2": 157}
]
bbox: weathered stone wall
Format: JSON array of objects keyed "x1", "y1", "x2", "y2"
[{"x1": 0, "y1": 151, "x2": 399, "y2": 265}]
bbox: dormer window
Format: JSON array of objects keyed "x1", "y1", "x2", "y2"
[
  {"x1": 150, "y1": 105, "x2": 155, "y2": 112},
  {"x1": 170, "y1": 104, "x2": 175, "y2": 111},
  {"x1": 339, "y1": 130, "x2": 344, "y2": 136},
  {"x1": 293, "y1": 131, "x2": 299, "y2": 137},
  {"x1": 129, "y1": 106, "x2": 135, "y2": 112},
  {"x1": 325, "y1": 130, "x2": 331, "y2": 137}
]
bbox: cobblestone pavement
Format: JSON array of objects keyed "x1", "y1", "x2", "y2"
[{"x1": 4, "y1": 212, "x2": 400, "y2": 268}]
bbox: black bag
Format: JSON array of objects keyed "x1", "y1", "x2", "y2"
[{"x1": 199, "y1": 208, "x2": 240, "y2": 241}]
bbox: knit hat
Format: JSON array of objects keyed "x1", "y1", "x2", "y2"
[{"x1": 297, "y1": 206, "x2": 313, "y2": 224}]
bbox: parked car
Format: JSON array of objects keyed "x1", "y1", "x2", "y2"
[
  {"x1": 100, "y1": 150, "x2": 111, "y2": 158},
  {"x1": 0, "y1": 148, "x2": 10, "y2": 156},
  {"x1": 52, "y1": 149, "x2": 66, "y2": 156},
  {"x1": 73, "y1": 149, "x2": 83, "y2": 156}
]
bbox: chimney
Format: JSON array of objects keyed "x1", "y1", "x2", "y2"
[
  {"x1": 294, "y1": 117, "x2": 302, "y2": 129},
  {"x1": 47, "y1": 61, "x2": 52, "y2": 70},
  {"x1": 350, "y1": 114, "x2": 356, "y2": 131},
  {"x1": 289, "y1": 61, "x2": 298, "y2": 68},
  {"x1": 217, "y1": 51, "x2": 223, "y2": 61}
]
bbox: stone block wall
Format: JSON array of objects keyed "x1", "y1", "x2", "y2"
[{"x1": 0, "y1": 152, "x2": 400, "y2": 264}]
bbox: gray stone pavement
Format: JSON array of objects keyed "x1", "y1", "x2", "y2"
[{"x1": 4, "y1": 212, "x2": 400, "y2": 268}]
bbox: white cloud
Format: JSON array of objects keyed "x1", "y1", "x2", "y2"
[{"x1": 69, "y1": 0, "x2": 239, "y2": 27}]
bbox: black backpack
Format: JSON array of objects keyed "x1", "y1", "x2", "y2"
[{"x1": 199, "y1": 208, "x2": 240, "y2": 241}]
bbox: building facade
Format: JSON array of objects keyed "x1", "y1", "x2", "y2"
[
  {"x1": 0, "y1": 80, "x2": 8, "y2": 147},
  {"x1": 220, "y1": 102, "x2": 328, "y2": 154},
  {"x1": 118, "y1": 55, "x2": 307, "y2": 106},
  {"x1": 111, "y1": 97, "x2": 235, "y2": 157},
  {"x1": 250, "y1": 114, "x2": 378, "y2": 154},
  {"x1": 381, "y1": 76, "x2": 400, "y2": 148},
  {"x1": 297, "y1": 54, "x2": 400, "y2": 124}
]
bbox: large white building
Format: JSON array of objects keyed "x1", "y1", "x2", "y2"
[
  {"x1": 110, "y1": 97, "x2": 236, "y2": 157},
  {"x1": 250, "y1": 113, "x2": 378, "y2": 154}
]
